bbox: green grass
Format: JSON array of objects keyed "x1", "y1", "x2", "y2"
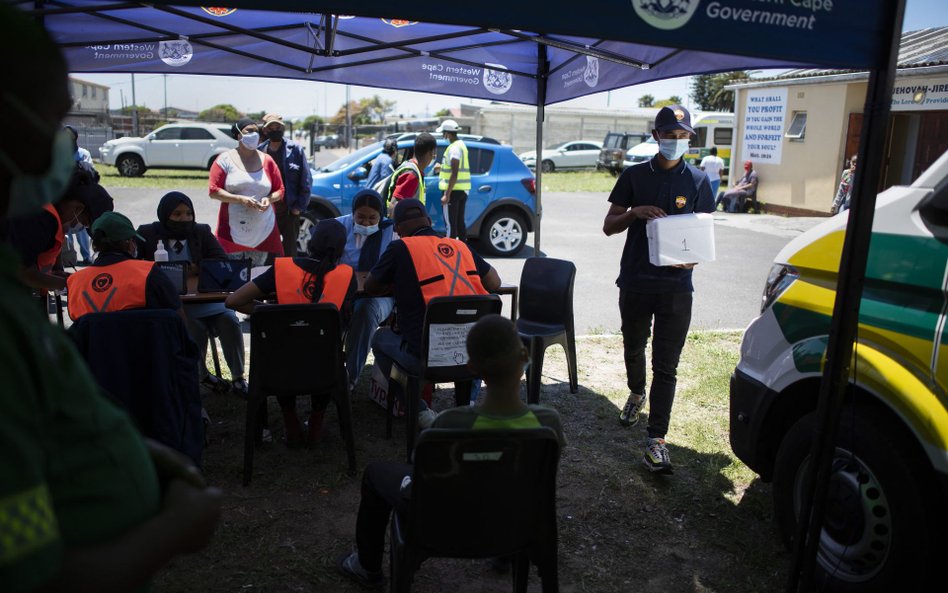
[
  {"x1": 539, "y1": 169, "x2": 619, "y2": 193},
  {"x1": 97, "y1": 164, "x2": 210, "y2": 189}
]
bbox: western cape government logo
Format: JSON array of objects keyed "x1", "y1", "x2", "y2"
[
  {"x1": 632, "y1": 0, "x2": 701, "y2": 30},
  {"x1": 201, "y1": 7, "x2": 237, "y2": 17},
  {"x1": 159, "y1": 40, "x2": 193, "y2": 67},
  {"x1": 483, "y1": 64, "x2": 513, "y2": 95},
  {"x1": 584, "y1": 56, "x2": 599, "y2": 88}
]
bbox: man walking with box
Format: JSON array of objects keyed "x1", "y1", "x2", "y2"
[{"x1": 602, "y1": 105, "x2": 714, "y2": 474}]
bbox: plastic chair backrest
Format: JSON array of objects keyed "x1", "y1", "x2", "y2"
[
  {"x1": 420, "y1": 295, "x2": 502, "y2": 383},
  {"x1": 518, "y1": 257, "x2": 576, "y2": 326},
  {"x1": 405, "y1": 427, "x2": 560, "y2": 557},
  {"x1": 249, "y1": 304, "x2": 343, "y2": 396}
]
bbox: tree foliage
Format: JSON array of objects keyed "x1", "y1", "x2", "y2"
[
  {"x1": 638, "y1": 94, "x2": 654, "y2": 108},
  {"x1": 301, "y1": 115, "x2": 324, "y2": 129},
  {"x1": 198, "y1": 104, "x2": 244, "y2": 122},
  {"x1": 330, "y1": 95, "x2": 397, "y2": 126},
  {"x1": 434, "y1": 108, "x2": 452, "y2": 117},
  {"x1": 654, "y1": 96, "x2": 683, "y2": 108},
  {"x1": 690, "y1": 71, "x2": 752, "y2": 112}
]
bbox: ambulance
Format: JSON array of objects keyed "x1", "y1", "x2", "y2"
[
  {"x1": 729, "y1": 149, "x2": 948, "y2": 591},
  {"x1": 683, "y1": 112, "x2": 734, "y2": 174}
]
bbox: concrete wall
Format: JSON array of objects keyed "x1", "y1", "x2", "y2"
[
  {"x1": 733, "y1": 81, "x2": 856, "y2": 213},
  {"x1": 469, "y1": 106, "x2": 656, "y2": 153}
]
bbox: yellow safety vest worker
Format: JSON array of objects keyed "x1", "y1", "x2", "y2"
[{"x1": 438, "y1": 139, "x2": 471, "y2": 192}]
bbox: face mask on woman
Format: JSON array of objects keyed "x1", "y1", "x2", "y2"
[
  {"x1": 353, "y1": 223, "x2": 379, "y2": 236},
  {"x1": 165, "y1": 220, "x2": 195, "y2": 238},
  {"x1": 239, "y1": 132, "x2": 260, "y2": 150}
]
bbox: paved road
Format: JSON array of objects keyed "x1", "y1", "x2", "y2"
[{"x1": 106, "y1": 175, "x2": 823, "y2": 334}]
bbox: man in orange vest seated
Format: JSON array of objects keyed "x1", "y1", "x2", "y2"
[
  {"x1": 364, "y1": 199, "x2": 501, "y2": 427},
  {"x1": 4, "y1": 168, "x2": 112, "y2": 294},
  {"x1": 226, "y1": 218, "x2": 357, "y2": 446},
  {"x1": 66, "y1": 212, "x2": 181, "y2": 321}
]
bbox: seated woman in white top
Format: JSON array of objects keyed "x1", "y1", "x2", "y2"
[{"x1": 335, "y1": 189, "x2": 396, "y2": 390}]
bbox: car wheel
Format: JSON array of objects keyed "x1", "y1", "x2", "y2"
[
  {"x1": 540, "y1": 159, "x2": 555, "y2": 173},
  {"x1": 116, "y1": 154, "x2": 145, "y2": 177},
  {"x1": 478, "y1": 210, "x2": 526, "y2": 257},
  {"x1": 772, "y1": 409, "x2": 940, "y2": 592},
  {"x1": 298, "y1": 207, "x2": 328, "y2": 254}
]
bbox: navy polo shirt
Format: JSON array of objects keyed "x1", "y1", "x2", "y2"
[
  {"x1": 369, "y1": 227, "x2": 492, "y2": 352},
  {"x1": 608, "y1": 157, "x2": 714, "y2": 294}
]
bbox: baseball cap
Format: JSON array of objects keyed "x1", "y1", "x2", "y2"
[
  {"x1": 262, "y1": 113, "x2": 284, "y2": 128},
  {"x1": 91, "y1": 211, "x2": 144, "y2": 241},
  {"x1": 654, "y1": 104, "x2": 694, "y2": 134},
  {"x1": 436, "y1": 119, "x2": 460, "y2": 133},
  {"x1": 393, "y1": 199, "x2": 428, "y2": 225}
]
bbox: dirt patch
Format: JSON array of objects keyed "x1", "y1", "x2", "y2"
[{"x1": 153, "y1": 333, "x2": 787, "y2": 593}]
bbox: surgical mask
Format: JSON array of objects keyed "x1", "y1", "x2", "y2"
[
  {"x1": 658, "y1": 138, "x2": 689, "y2": 161},
  {"x1": 0, "y1": 128, "x2": 76, "y2": 219},
  {"x1": 165, "y1": 219, "x2": 195, "y2": 239},
  {"x1": 240, "y1": 132, "x2": 260, "y2": 149},
  {"x1": 353, "y1": 223, "x2": 379, "y2": 236}
]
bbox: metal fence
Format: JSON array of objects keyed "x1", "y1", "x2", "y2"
[{"x1": 76, "y1": 127, "x2": 113, "y2": 160}]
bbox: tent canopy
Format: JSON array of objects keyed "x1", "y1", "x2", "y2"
[{"x1": 33, "y1": 0, "x2": 891, "y2": 106}]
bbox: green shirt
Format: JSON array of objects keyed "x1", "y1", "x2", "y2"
[
  {"x1": 432, "y1": 404, "x2": 566, "y2": 447},
  {"x1": 0, "y1": 245, "x2": 161, "y2": 592}
]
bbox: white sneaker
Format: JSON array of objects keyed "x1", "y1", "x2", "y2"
[{"x1": 417, "y1": 408, "x2": 438, "y2": 429}]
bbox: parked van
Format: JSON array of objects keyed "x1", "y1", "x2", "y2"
[
  {"x1": 729, "y1": 149, "x2": 948, "y2": 591},
  {"x1": 597, "y1": 131, "x2": 649, "y2": 175},
  {"x1": 684, "y1": 112, "x2": 734, "y2": 175}
]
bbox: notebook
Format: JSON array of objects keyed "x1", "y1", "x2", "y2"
[
  {"x1": 197, "y1": 258, "x2": 252, "y2": 293},
  {"x1": 155, "y1": 261, "x2": 188, "y2": 295}
]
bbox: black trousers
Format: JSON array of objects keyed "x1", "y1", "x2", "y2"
[
  {"x1": 619, "y1": 290, "x2": 693, "y2": 439},
  {"x1": 443, "y1": 190, "x2": 467, "y2": 241},
  {"x1": 355, "y1": 461, "x2": 413, "y2": 572},
  {"x1": 276, "y1": 209, "x2": 300, "y2": 257}
]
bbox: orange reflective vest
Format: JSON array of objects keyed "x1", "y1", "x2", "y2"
[
  {"x1": 274, "y1": 258, "x2": 354, "y2": 309},
  {"x1": 402, "y1": 235, "x2": 487, "y2": 304},
  {"x1": 66, "y1": 259, "x2": 153, "y2": 321},
  {"x1": 36, "y1": 204, "x2": 64, "y2": 272}
]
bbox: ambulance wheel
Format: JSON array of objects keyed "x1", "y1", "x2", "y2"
[
  {"x1": 772, "y1": 408, "x2": 940, "y2": 592},
  {"x1": 116, "y1": 154, "x2": 145, "y2": 177},
  {"x1": 479, "y1": 210, "x2": 526, "y2": 257}
]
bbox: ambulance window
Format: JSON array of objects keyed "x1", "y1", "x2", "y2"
[
  {"x1": 785, "y1": 112, "x2": 807, "y2": 141},
  {"x1": 919, "y1": 176, "x2": 948, "y2": 240},
  {"x1": 714, "y1": 127, "x2": 733, "y2": 146},
  {"x1": 694, "y1": 128, "x2": 708, "y2": 147}
]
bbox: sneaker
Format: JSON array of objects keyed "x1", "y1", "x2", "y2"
[
  {"x1": 642, "y1": 438, "x2": 673, "y2": 474},
  {"x1": 417, "y1": 408, "x2": 438, "y2": 429},
  {"x1": 618, "y1": 392, "x2": 646, "y2": 427},
  {"x1": 336, "y1": 552, "x2": 383, "y2": 588},
  {"x1": 201, "y1": 374, "x2": 230, "y2": 395},
  {"x1": 231, "y1": 378, "x2": 249, "y2": 398}
]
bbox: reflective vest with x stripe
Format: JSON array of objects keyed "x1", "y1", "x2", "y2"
[
  {"x1": 402, "y1": 236, "x2": 487, "y2": 304},
  {"x1": 66, "y1": 259, "x2": 152, "y2": 321}
]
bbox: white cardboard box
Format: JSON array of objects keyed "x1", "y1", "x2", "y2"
[{"x1": 645, "y1": 213, "x2": 716, "y2": 266}]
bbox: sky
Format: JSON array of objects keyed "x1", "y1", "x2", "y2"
[{"x1": 73, "y1": 0, "x2": 948, "y2": 122}]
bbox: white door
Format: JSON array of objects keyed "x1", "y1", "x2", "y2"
[{"x1": 148, "y1": 127, "x2": 183, "y2": 166}]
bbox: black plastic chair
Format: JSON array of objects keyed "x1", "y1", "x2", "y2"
[
  {"x1": 390, "y1": 428, "x2": 561, "y2": 593},
  {"x1": 516, "y1": 257, "x2": 578, "y2": 404},
  {"x1": 243, "y1": 304, "x2": 356, "y2": 485},
  {"x1": 386, "y1": 295, "x2": 502, "y2": 461}
]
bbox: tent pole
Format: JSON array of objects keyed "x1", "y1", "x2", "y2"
[
  {"x1": 533, "y1": 43, "x2": 548, "y2": 257},
  {"x1": 785, "y1": 1, "x2": 906, "y2": 591}
]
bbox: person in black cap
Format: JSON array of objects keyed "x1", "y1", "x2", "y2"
[
  {"x1": 137, "y1": 191, "x2": 248, "y2": 396},
  {"x1": 364, "y1": 198, "x2": 501, "y2": 428},
  {"x1": 226, "y1": 218, "x2": 357, "y2": 446},
  {"x1": 602, "y1": 104, "x2": 715, "y2": 475}
]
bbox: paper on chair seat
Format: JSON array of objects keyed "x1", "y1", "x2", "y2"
[{"x1": 646, "y1": 213, "x2": 716, "y2": 266}]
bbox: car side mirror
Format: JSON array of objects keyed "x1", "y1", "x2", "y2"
[
  {"x1": 348, "y1": 168, "x2": 367, "y2": 181},
  {"x1": 147, "y1": 134, "x2": 155, "y2": 141}
]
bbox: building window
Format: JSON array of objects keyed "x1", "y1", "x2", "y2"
[
  {"x1": 785, "y1": 111, "x2": 807, "y2": 141},
  {"x1": 81, "y1": 84, "x2": 87, "y2": 98},
  {"x1": 91, "y1": 86, "x2": 96, "y2": 99}
]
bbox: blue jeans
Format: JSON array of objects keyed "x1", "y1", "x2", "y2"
[
  {"x1": 66, "y1": 229, "x2": 91, "y2": 261},
  {"x1": 185, "y1": 309, "x2": 246, "y2": 381},
  {"x1": 709, "y1": 179, "x2": 720, "y2": 199},
  {"x1": 346, "y1": 297, "x2": 394, "y2": 386}
]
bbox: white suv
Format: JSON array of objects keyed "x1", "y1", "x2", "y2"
[{"x1": 100, "y1": 122, "x2": 237, "y2": 177}]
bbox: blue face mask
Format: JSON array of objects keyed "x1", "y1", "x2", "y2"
[
  {"x1": 353, "y1": 223, "x2": 379, "y2": 236},
  {"x1": 658, "y1": 138, "x2": 690, "y2": 161}
]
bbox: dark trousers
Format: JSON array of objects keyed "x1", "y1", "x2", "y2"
[
  {"x1": 276, "y1": 209, "x2": 300, "y2": 257},
  {"x1": 356, "y1": 461, "x2": 413, "y2": 572},
  {"x1": 443, "y1": 190, "x2": 467, "y2": 241},
  {"x1": 619, "y1": 290, "x2": 693, "y2": 439}
]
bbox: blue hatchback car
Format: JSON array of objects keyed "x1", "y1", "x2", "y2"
[{"x1": 302, "y1": 136, "x2": 536, "y2": 257}]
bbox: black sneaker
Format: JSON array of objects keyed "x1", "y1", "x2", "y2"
[
  {"x1": 642, "y1": 437, "x2": 673, "y2": 474},
  {"x1": 618, "y1": 392, "x2": 646, "y2": 427},
  {"x1": 337, "y1": 552, "x2": 383, "y2": 588}
]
